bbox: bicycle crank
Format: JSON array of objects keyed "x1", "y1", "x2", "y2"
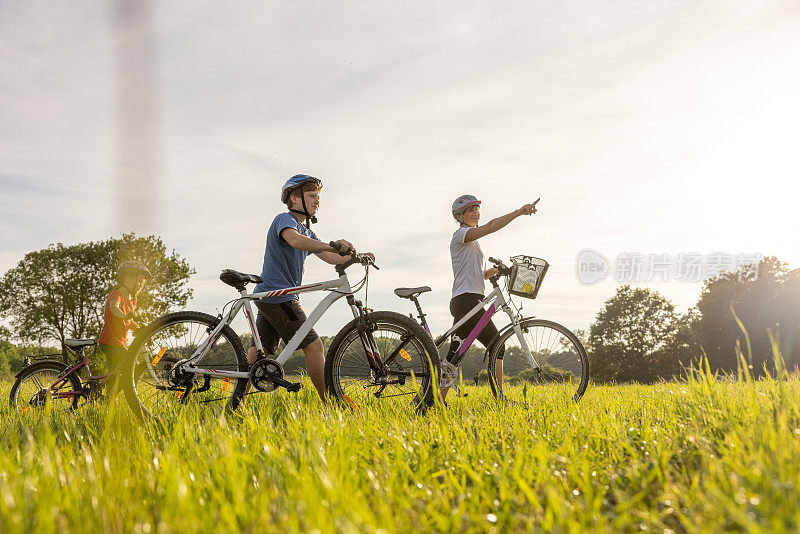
[
  {"x1": 440, "y1": 361, "x2": 459, "y2": 389},
  {"x1": 249, "y1": 359, "x2": 301, "y2": 393}
]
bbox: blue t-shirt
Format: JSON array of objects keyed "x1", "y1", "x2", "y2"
[{"x1": 254, "y1": 212, "x2": 320, "y2": 303}]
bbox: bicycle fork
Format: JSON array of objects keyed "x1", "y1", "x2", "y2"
[{"x1": 508, "y1": 311, "x2": 541, "y2": 370}]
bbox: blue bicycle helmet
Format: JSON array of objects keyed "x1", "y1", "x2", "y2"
[
  {"x1": 281, "y1": 174, "x2": 323, "y2": 203},
  {"x1": 281, "y1": 174, "x2": 323, "y2": 228}
]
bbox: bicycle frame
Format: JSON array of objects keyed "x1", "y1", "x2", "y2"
[
  {"x1": 430, "y1": 284, "x2": 541, "y2": 370},
  {"x1": 179, "y1": 272, "x2": 363, "y2": 380},
  {"x1": 33, "y1": 347, "x2": 114, "y2": 400}
]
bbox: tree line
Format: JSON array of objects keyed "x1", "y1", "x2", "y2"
[
  {"x1": 0, "y1": 234, "x2": 193, "y2": 374},
  {"x1": 589, "y1": 257, "x2": 800, "y2": 382},
  {"x1": 1, "y1": 237, "x2": 798, "y2": 382}
]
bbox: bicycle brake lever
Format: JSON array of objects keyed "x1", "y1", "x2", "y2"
[{"x1": 359, "y1": 255, "x2": 379, "y2": 270}]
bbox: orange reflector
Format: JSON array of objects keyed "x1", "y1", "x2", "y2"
[
  {"x1": 222, "y1": 377, "x2": 229, "y2": 392},
  {"x1": 399, "y1": 349, "x2": 411, "y2": 361},
  {"x1": 151, "y1": 347, "x2": 168, "y2": 366},
  {"x1": 174, "y1": 390, "x2": 182, "y2": 398},
  {"x1": 343, "y1": 394, "x2": 359, "y2": 411}
]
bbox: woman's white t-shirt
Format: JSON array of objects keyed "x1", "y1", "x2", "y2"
[{"x1": 450, "y1": 226, "x2": 485, "y2": 298}]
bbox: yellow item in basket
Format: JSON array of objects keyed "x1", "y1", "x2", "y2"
[{"x1": 522, "y1": 282, "x2": 534, "y2": 293}]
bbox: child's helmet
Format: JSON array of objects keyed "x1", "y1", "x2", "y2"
[
  {"x1": 117, "y1": 261, "x2": 152, "y2": 280},
  {"x1": 452, "y1": 194, "x2": 481, "y2": 217},
  {"x1": 281, "y1": 175, "x2": 323, "y2": 203}
]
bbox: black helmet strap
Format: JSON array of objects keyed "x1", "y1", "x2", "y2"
[{"x1": 289, "y1": 186, "x2": 317, "y2": 229}]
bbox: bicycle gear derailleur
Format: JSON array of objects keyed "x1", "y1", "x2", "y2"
[{"x1": 168, "y1": 358, "x2": 194, "y2": 388}]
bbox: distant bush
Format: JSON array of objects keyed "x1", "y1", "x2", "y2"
[{"x1": 0, "y1": 339, "x2": 60, "y2": 378}]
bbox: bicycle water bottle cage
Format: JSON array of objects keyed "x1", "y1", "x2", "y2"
[
  {"x1": 447, "y1": 335, "x2": 463, "y2": 363},
  {"x1": 220, "y1": 269, "x2": 263, "y2": 291}
]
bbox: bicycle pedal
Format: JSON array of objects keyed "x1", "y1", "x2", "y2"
[
  {"x1": 283, "y1": 381, "x2": 302, "y2": 393},
  {"x1": 269, "y1": 374, "x2": 301, "y2": 392}
]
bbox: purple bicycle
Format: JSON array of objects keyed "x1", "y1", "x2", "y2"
[
  {"x1": 9, "y1": 339, "x2": 126, "y2": 416},
  {"x1": 393, "y1": 256, "x2": 589, "y2": 402}
]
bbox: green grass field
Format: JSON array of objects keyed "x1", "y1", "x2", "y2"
[{"x1": 1, "y1": 370, "x2": 799, "y2": 533}]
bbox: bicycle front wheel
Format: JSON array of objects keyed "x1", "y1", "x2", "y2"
[
  {"x1": 325, "y1": 311, "x2": 439, "y2": 411},
  {"x1": 126, "y1": 311, "x2": 248, "y2": 419},
  {"x1": 9, "y1": 361, "x2": 82, "y2": 418},
  {"x1": 487, "y1": 318, "x2": 589, "y2": 402}
]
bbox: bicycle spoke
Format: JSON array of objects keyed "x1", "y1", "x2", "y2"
[
  {"x1": 127, "y1": 313, "x2": 246, "y2": 418},
  {"x1": 328, "y1": 313, "x2": 437, "y2": 410},
  {"x1": 490, "y1": 320, "x2": 588, "y2": 402}
]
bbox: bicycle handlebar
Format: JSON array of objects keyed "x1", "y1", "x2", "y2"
[
  {"x1": 329, "y1": 241, "x2": 379, "y2": 272},
  {"x1": 328, "y1": 240, "x2": 349, "y2": 256},
  {"x1": 488, "y1": 257, "x2": 513, "y2": 276}
]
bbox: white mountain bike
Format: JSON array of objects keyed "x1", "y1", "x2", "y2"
[{"x1": 124, "y1": 245, "x2": 439, "y2": 418}]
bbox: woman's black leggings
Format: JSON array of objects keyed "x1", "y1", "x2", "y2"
[{"x1": 446, "y1": 293, "x2": 504, "y2": 363}]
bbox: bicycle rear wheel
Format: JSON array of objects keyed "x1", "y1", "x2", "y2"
[
  {"x1": 325, "y1": 311, "x2": 439, "y2": 411},
  {"x1": 125, "y1": 311, "x2": 248, "y2": 419},
  {"x1": 9, "y1": 361, "x2": 82, "y2": 418},
  {"x1": 487, "y1": 318, "x2": 589, "y2": 402}
]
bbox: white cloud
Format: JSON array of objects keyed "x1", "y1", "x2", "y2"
[{"x1": 1, "y1": 0, "x2": 799, "y2": 338}]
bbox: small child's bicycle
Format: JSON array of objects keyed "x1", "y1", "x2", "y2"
[
  {"x1": 9, "y1": 339, "x2": 123, "y2": 416},
  {"x1": 389, "y1": 255, "x2": 589, "y2": 402}
]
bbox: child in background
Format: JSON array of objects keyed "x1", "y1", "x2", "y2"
[{"x1": 98, "y1": 260, "x2": 151, "y2": 396}]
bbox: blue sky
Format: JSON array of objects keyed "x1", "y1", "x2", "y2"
[{"x1": 2, "y1": 0, "x2": 799, "y2": 338}]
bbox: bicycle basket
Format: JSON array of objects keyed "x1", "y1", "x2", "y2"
[{"x1": 508, "y1": 255, "x2": 549, "y2": 299}]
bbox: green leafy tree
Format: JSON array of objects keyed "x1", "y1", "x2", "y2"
[
  {"x1": 695, "y1": 257, "x2": 800, "y2": 375},
  {"x1": 589, "y1": 285, "x2": 698, "y2": 383},
  {"x1": 0, "y1": 337, "x2": 63, "y2": 377},
  {"x1": 0, "y1": 234, "x2": 194, "y2": 353}
]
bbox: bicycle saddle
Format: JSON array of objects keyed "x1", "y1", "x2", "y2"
[
  {"x1": 64, "y1": 339, "x2": 97, "y2": 350},
  {"x1": 220, "y1": 269, "x2": 263, "y2": 290},
  {"x1": 394, "y1": 286, "x2": 432, "y2": 299}
]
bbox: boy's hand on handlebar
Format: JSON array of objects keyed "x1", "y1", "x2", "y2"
[
  {"x1": 519, "y1": 198, "x2": 540, "y2": 216},
  {"x1": 328, "y1": 241, "x2": 378, "y2": 268},
  {"x1": 329, "y1": 239, "x2": 354, "y2": 255},
  {"x1": 485, "y1": 267, "x2": 499, "y2": 279}
]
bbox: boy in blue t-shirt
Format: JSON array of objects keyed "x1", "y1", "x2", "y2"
[{"x1": 248, "y1": 174, "x2": 373, "y2": 399}]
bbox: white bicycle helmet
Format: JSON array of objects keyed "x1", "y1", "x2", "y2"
[
  {"x1": 117, "y1": 260, "x2": 152, "y2": 279},
  {"x1": 452, "y1": 194, "x2": 481, "y2": 219}
]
